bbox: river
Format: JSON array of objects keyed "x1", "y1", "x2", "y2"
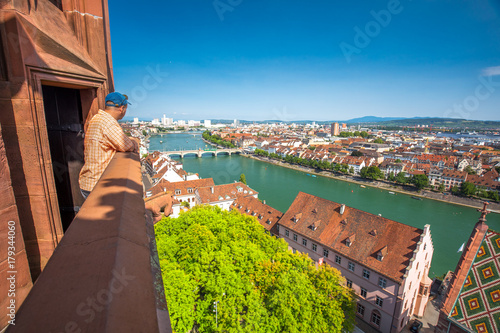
[{"x1": 149, "y1": 133, "x2": 500, "y2": 278}]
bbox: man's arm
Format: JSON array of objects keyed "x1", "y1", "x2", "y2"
[{"x1": 106, "y1": 123, "x2": 136, "y2": 152}]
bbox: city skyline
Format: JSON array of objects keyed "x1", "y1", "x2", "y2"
[{"x1": 109, "y1": 0, "x2": 500, "y2": 121}]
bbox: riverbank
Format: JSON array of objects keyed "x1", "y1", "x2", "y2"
[{"x1": 244, "y1": 154, "x2": 500, "y2": 213}]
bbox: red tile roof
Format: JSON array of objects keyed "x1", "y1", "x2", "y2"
[
  {"x1": 197, "y1": 182, "x2": 258, "y2": 204},
  {"x1": 231, "y1": 196, "x2": 283, "y2": 234},
  {"x1": 279, "y1": 192, "x2": 424, "y2": 282},
  {"x1": 149, "y1": 178, "x2": 215, "y2": 197}
]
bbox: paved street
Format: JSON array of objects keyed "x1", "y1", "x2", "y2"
[{"x1": 401, "y1": 294, "x2": 442, "y2": 333}]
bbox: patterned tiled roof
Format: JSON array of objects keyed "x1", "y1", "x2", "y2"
[{"x1": 449, "y1": 230, "x2": 500, "y2": 332}]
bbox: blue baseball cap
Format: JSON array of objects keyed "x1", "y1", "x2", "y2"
[{"x1": 105, "y1": 92, "x2": 131, "y2": 107}]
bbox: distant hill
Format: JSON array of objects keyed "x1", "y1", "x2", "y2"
[{"x1": 344, "y1": 116, "x2": 406, "y2": 123}]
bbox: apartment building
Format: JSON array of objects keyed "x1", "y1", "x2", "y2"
[{"x1": 278, "y1": 192, "x2": 434, "y2": 333}]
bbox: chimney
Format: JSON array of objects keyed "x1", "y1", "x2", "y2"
[
  {"x1": 211, "y1": 187, "x2": 214, "y2": 194},
  {"x1": 340, "y1": 204, "x2": 345, "y2": 215}
]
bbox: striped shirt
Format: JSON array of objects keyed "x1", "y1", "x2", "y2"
[{"x1": 79, "y1": 110, "x2": 135, "y2": 191}]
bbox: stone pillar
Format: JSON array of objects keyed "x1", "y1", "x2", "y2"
[{"x1": 0, "y1": 124, "x2": 33, "y2": 330}]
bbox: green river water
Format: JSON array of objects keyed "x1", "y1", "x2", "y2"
[{"x1": 149, "y1": 133, "x2": 500, "y2": 278}]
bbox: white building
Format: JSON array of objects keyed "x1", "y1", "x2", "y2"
[{"x1": 204, "y1": 120, "x2": 211, "y2": 128}]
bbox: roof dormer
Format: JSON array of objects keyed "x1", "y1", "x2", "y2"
[
  {"x1": 377, "y1": 246, "x2": 388, "y2": 261},
  {"x1": 345, "y1": 234, "x2": 355, "y2": 247},
  {"x1": 293, "y1": 213, "x2": 302, "y2": 223}
]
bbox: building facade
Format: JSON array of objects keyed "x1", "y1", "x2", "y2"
[
  {"x1": 278, "y1": 192, "x2": 434, "y2": 333},
  {"x1": 0, "y1": 0, "x2": 114, "y2": 328}
]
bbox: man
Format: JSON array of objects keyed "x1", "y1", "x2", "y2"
[{"x1": 79, "y1": 92, "x2": 138, "y2": 199}]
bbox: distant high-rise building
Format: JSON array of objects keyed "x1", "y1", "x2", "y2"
[
  {"x1": 133, "y1": 117, "x2": 139, "y2": 124},
  {"x1": 162, "y1": 114, "x2": 167, "y2": 125},
  {"x1": 233, "y1": 119, "x2": 240, "y2": 127},
  {"x1": 204, "y1": 120, "x2": 211, "y2": 128},
  {"x1": 177, "y1": 120, "x2": 186, "y2": 126},
  {"x1": 152, "y1": 118, "x2": 160, "y2": 125},
  {"x1": 331, "y1": 122, "x2": 340, "y2": 136},
  {"x1": 342, "y1": 123, "x2": 347, "y2": 129}
]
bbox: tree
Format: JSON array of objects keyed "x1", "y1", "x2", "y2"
[
  {"x1": 155, "y1": 206, "x2": 356, "y2": 333},
  {"x1": 438, "y1": 183, "x2": 445, "y2": 193},
  {"x1": 412, "y1": 174, "x2": 429, "y2": 191},
  {"x1": 142, "y1": 129, "x2": 148, "y2": 136},
  {"x1": 461, "y1": 181, "x2": 477, "y2": 197},
  {"x1": 351, "y1": 150, "x2": 363, "y2": 157},
  {"x1": 360, "y1": 131, "x2": 369, "y2": 138},
  {"x1": 360, "y1": 166, "x2": 384, "y2": 180},
  {"x1": 239, "y1": 173, "x2": 247, "y2": 185},
  {"x1": 395, "y1": 159, "x2": 402, "y2": 163},
  {"x1": 451, "y1": 185, "x2": 460, "y2": 195},
  {"x1": 373, "y1": 138, "x2": 384, "y2": 144},
  {"x1": 487, "y1": 191, "x2": 499, "y2": 202},
  {"x1": 395, "y1": 172, "x2": 408, "y2": 184},
  {"x1": 464, "y1": 165, "x2": 476, "y2": 175},
  {"x1": 387, "y1": 172, "x2": 396, "y2": 182}
]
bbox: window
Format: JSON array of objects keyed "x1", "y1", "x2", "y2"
[
  {"x1": 175, "y1": 189, "x2": 181, "y2": 195},
  {"x1": 360, "y1": 288, "x2": 367, "y2": 298},
  {"x1": 357, "y1": 303, "x2": 365, "y2": 316},
  {"x1": 292, "y1": 248, "x2": 296, "y2": 254},
  {"x1": 378, "y1": 278, "x2": 387, "y2": 289},
  {"x1": 363, "y1": 269, "x2": 370, "y2": 279},
  {"x1": 376, "y1": 296, "x2": 383, "y2": 307},
  {"x1": 293, "y1": 234, "x2": 297, "y2": 241},
  {"x1": 312, "y1": 243, "x2": 317, "y2": 252},
  {"x1": 346, "y1": 279, "x2": 352, "y2": 288},
  {"x1": 371, "y1": 311, "x2": 381, "y2": 326},
  {"x1": 187, "y1": 188, "x2": 193, "y2": 193},
  {"x1": 377, "y1": 253, "x2": 383, "y2": 261},
  {"x1": 323, "y1": 249, "x2": 329, "y2": 258},
  {"x1": 276, "y1": 225, "x2": 279, "y2": 232},
  {"x1": 348, "y1": 262, "x2": 355, "y2": 272},
  {"x1": 302, "y1": 238, "x2": 307, "y2": 246},
  {"x1": 285, "y1": 230, "x2": 289, "y2": 237}
]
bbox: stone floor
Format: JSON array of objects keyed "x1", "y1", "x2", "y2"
[{"x1": 401, "y1": 294, "x2": 442, "y2": 333}]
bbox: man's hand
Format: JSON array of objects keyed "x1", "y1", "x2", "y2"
[
  {"x1": 145, "y1": 193, "x2": 173, "y2": 223},
  {"x1": 130, "y1": 137, "x2": 140, "y2": 153}
]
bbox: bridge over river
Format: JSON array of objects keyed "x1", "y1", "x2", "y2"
[{"x1": 164, "y1": 148, "x2": 243, "y2": 158}]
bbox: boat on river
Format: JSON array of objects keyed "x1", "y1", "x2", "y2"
[
  {"x1": 360, "y1": 185, "x2": 366, "y2": 188},
  {"x1": 389, "y1": 192, "x2": 395, "y2": 194},
  {"x1": 411, "y1": 196, "x2": 422, "y2": 200}
]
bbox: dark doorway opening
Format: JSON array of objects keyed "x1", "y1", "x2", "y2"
[{"x1": 42, "y1": 85, "x2": 85, "y2": 231}]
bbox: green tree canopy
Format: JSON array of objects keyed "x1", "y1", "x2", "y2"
[
  {"x1": 464, "y1": 165, "x2": 476, "y2": 175},
  {"x1": 360, "y1": 131, "x2": 369, "y2": 138},
  {"x1": 239, "y1": 173, "x2": 247, "y2": 185},
  {"x1": 461, "y1": 181, "x2": 477, "y2": 197},
  {"x1": 412, "y1": 174, "x2": 429, "y2": 191},
  {"x1": 155, "y1": 206, "x2": 355, "y2": 333},
  {"x1": 351, "y1": 150, "x2": 363, "y2": 157},
  {"x1": 395, "y1": 172, "x2": 408, "y2": 184},
  {"x1": 360, "y1": 166, "x2": 384, "y2": 180},
  {"x1": 373, "y1": 138, "x2": 384, "y2": 144}
]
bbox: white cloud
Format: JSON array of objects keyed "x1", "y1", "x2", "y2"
[{"x1": 482, "y1": 66, "x2": 500, "y2": 76}]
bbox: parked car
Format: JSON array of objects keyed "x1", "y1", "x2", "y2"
[{"x1": 410, "y1": 319, "x2": 423, "y2": 332}]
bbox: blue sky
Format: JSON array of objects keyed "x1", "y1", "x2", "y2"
[{"x1": 108, "y1": 0, "x2": 500, "y2": 121}]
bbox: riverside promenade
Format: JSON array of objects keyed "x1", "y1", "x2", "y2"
[{"x1": 246, "y1": 155, "x2": 500, "y2": 213}]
